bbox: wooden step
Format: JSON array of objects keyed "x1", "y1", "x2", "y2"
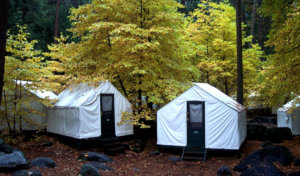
[
  {"x1": 99, "y1": 137, "x2": 119, "y2": 142},
  {"x1": 101, "y1": 141, "x2": 122, "y2": 147},
  {"x1": 181, "y1": 147, "x2": 207, "y2": 162},
  {"x1": 182, "y1": 155, "x2": 205, "y2": 160}
]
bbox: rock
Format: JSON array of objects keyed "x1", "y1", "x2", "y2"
[
  {"x1": 0, "y1": 151, "x2": 28, "y2": 171},
  {"x1": 217, "y1": 165, "x2": 232, "y2": 176},
  {"x1": 247, "y1": 124, "x2": 293, "y2": 142},
  {"x1": 168, "y1": 156, "x2": 180, "y2": 162},
  {"x1": 289, "y1": 171, "x2": 300, "y2": 176},
  {"x1": 41, "y1": 141, "x2": 53, "y2": 147},
  {"x1": 88, "y1": 162, "x2": 113, "y2": 171},
  {"x1": 149, "y1": 151, "x2": 160, "y2": 156},
  {"x1": 249, "y1": 116, "x2": 277, "y2": 125},
  {"x1": 29, "y1": 169, "x2": 42, "y2": 176},
  {"x1": 30, "y1": 157, "x2": 56, "y2": 168},
  {"x1": 12, "y1": 170, "x2": 29, "y2": 176},
  {"x1": 294, "y1": 158, "x2": 300, "y2": 166},
  {"x1": 247, "y1": 124, "x2": 267, "y2": 141},
  {"x1": 240, "y1": 162, "x2": 285, "y2": 176},
  {"x1": 127, "y1": 140, "x2": 144, "y2": 153},
  {"x1": 261, "y1": 141, "x2": 273, "y2": 148},
  {"x1": 0, "y1": 144, "x2": 17, "y2": 154},
  {"x1": 266, "y1": 127, "x2": 293, "y2": 143},
  {"x1": 0, "y1": 152, "x2": 6, "y2": 157},
  {"x1": 78, "y1": 152, "x2": 112, "y2": 163},
  {"x1": 0, "y1": 139, "x2": 4, "y2": 146},
  {"x1": 79, "y1": 164, "x2": 100, "y2": 176},
  {"x1": 234, "y1": 145, "x2": 293, "y2": 172}
]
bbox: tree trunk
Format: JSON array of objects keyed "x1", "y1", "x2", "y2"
[
  {"x1": 0, "y1": 0, "x2": 8, "y2": 104},
  {"x1": 19, "y1": 81, "x2": 22, "y2": 131},
  {"x1": 224, "y1": 77, "x2": 229, "y2": 95},
  {"x1": 54, "y1": 0, "x2": 60, "y2": 44},
  {"x1": 250, "y1": 0, "x2": 256, "y2": 43},
  {"x1": 236, "y1": 0, "x2": 243, "y2": 105},
  {"x1": 118, "y1": 75, "x2": 128, "y2": 97},
  {"x1": 3, "y1": 91, "x2": 12, "y2": 132}
]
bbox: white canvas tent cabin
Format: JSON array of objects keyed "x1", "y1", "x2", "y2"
[
  {"x1": 47, "y1": 81, "x2": 133, "y2": 139},
  {"x1": 277, "y1": 96, "x2": 300, "y2": 135},
  {"x1": 157, "y1": 83, "x2": 246, "y2": 161},
  {"x1": 0, "y1": 80, "x2": 57, "y2": 131}
]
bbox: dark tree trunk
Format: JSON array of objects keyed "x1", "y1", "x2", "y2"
[
  {"x1": 0, "y1": 0, "x2": 8, "y2": 104},
  {"x1": 225, "y1": 77, "x2": 229, "y2": 95},
  {"x1": 250, "y1": 0, "x2": 256, "y2": 43},
  {"x1": 54, "y1": 0, "x2": 60, "y2": 44},
  {"x1": 236, "y1": 0, "x2": 243, "y2": 105},
  {"x1": 118, "y1": 75, "x2": 128, "y2": 97}
]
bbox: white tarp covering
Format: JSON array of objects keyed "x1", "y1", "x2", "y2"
[
  {"x1": 47, "y1": 81, "x2": 133, "y2": 139},
  {"x1": 157, "y1": 83, "x2": 246, "y2": 150},
  {"x1": 277, "y1": 96, "x2": 300, "y2": 135}
]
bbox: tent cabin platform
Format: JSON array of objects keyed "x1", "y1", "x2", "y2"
[{"x1": 47, "y1": 132, "x2": 133, "y2": 153}]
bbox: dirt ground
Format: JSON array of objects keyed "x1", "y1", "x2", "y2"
[{"x1": 1, "y1": 135, "x2": 300, "y2": 176}]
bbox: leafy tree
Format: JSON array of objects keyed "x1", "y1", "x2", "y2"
[
  {"x1": 0, "y1": 0, "x2": 9, "y2": 104},
  {"x1": 46, "y1": 0, "x2": 198, "y2": 127},
  {"x1": 0, "y1": 26, "x2": 52, "y2": 132},
  {"x1": 187, "y1": 1, "x2": 263, "y2": 104},
  {"x1": 259, "y1": 0, "x2": 300, "y2": 107}
]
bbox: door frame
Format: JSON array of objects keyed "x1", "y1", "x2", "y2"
[
  {"x1": 186, "y1": 101, "x2": 205, "y2": 148},
  {"x1": 100, "y1": 93, "x2": 115, "y2": 137}
]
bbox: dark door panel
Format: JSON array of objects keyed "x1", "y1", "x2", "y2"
[
  {"x1": 187, "y1": 101, "x2": 205, "y2": 150},
  {"x1": 101, "y1": 94, "x2": 115, "y2": 138}
]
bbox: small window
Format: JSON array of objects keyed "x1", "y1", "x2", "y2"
[
  {"x1": 189, "y1": 103, "x2": 204, "y2": 128},
  {"x1": 102, "y1": 95, "x2": 113, "y2": 112}
]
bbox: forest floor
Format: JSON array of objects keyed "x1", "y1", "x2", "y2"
[{"x1": 1, "y1": 134, "x2": 300, "y2": 176}]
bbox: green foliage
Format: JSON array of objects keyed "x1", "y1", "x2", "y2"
[{"x1": 187, "y1": 1, "x2": 263, "y2": 105}]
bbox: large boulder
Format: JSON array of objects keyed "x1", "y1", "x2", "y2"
[
  {"x1": 12, "y1": 170, "x2": 29, "y2": 176},
  {"x1": 247, "y1": 124, "x2": 267, "y2": 141},
  {"x1": 217, "y1": 165, "x2": 232, "y2": 176},
  {"x1": 78, "y1": 152, "x2": 112, "y2": 163},
  {"x1": 168, "y1": 156, "x2": 180, "y2": 162},
  {"x1": 29, "y1": 169, "x2": 42, "y2": 176},
  {"x1": 294, "y1": 158, "x2": 300, "y2": 166},
  {"x1": 240, "y1": 162, "x2": 285, "y2": 176},
  {"x1": 234, "y1": 145, "x2": 293, "y2": 172},
  {"x1": 30, "y1": 157, "x2": 56, "y2": 168},
  {"x1": 79, "y1": 164, "x2": 100, "y2": 176},
  {"x1": 248, "y1": 116, "x2": 277, "y2": 125},
  {"x1": 247, "y1": 124, "x2": 293, "y2": 142},
  {"x1": 87, "y1": 162, "x2": 113, "y2": 171},
  {"x1": 289, "y1": 171, "x2": 300, "y2": 176},
  {"x1": 265, "y1": 127, "x2": 293, "y2": 143},
  {"x1": 0, "y1": 151, "x2": 28, "y2": 171},
  {"x1": 0, "y1": 144, "x2": 18, "y2": 154}
]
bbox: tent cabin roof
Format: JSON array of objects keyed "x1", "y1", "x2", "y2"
[
  {"x1": 158, "y1": 83, "x2": 245, "y2": 113},
  {"x1": 278, "y1": 96, "x2": 300, "y2": 112},
  {"x1": 55, "y1": 80, "x2": 131, "y2": 108},
  {"x1": 194, "y1": 83, "x2": 245, "y2": 112},
  {"x1": 17, "y1": 80, "x2": 57, "y2": 100}
]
